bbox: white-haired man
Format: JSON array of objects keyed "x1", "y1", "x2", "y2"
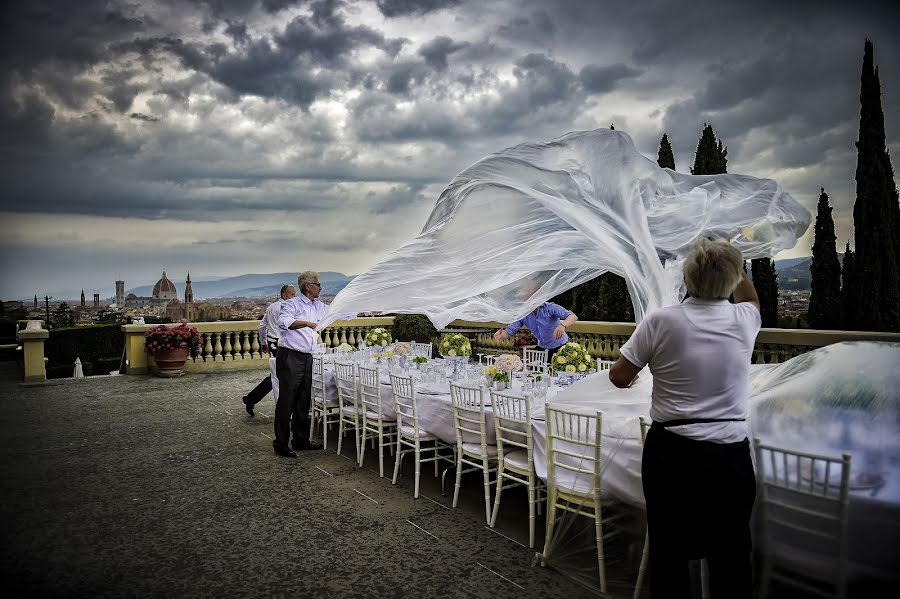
[
  {"x1": 609, "y1": 239, "x2": 761, "y2": 599},
  {"x1": 273, "y1": 271, "x2": 325, "y2": 457},
  {"x1": 242, "y1": 283, "x2": 295, "y2": 416}
]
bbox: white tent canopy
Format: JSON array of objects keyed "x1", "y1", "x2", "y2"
[{"x1": 319, "y1": 129, "x2": 810, "y2": 330}]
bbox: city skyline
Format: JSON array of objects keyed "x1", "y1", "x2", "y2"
[{"x1": 2, "y1": 0, "x2": 899, "y2": 299}]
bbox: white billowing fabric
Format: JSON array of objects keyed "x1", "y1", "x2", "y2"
[
  {"x1": 320, "y1": 128, "x2": 810, "y2": 330},
  {"x1": 619, "y1": 297, "x2": 761, "y2": 443}
]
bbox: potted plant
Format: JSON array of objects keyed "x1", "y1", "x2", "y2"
[{"x1": 144, "y1": 321, "x2": 201, "y2": 378}]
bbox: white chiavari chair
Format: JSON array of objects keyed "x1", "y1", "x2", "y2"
[
  {"x1": 522, "y1": 348, "x2": 549, "y2": 375},
  {"x1": 596, "y1": 358, "x2": 615, "y2": 371},
  {"x1": 310, "y1": 354, "x2": 339, "y2": 449},
  {"x1": 390, "y1": 373, "x2": 454, "y2": 498},
  {"x1": 489, "y1": 389, "x2": 545, "y2": 548},
  {"x1": 450, "y1": 382, "x2": 498, "y2": 524},
  {"x1": 357, "y1": 364, "x2": 397, "y2": 477},
  {"x1": 334, "y1": 362, "x2": 363, "y2": 460},
  {"x1": 755, "y1": 439, "x2": 852, "y2": 599},
  {"x1": 412, "y1": 342, "x2": 432, "y2": 358},
  {"x1": 541, "y1": 404, "x2": 608, "y2": 592}
]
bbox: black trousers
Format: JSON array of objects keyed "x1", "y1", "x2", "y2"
[
  {"x1": 244, "y1": 346, "x2": 276, "y2": 406},
  {"x1": 274, "y1": 347, "x2": 312, "y2": 447},
  {"x1": 642, "y1": 424, "x2": 756, "y2": 599}
]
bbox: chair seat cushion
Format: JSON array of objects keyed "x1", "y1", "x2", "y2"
[
  {"x1": 462, "y1": 442, "x2": 499, "y2": 458},
  {"x1": 341, "y1": 405, "x2": 364, "y2": 415},
  {"x1": 314, "y1": 396, "x2": 338, "y2": 406},
  {"x1": 400, "y1": 424, "x2": 435, "y2": 440},
  {"x1": 364, "y1": 410, "x2": 396, "y2": 423},
  {"x1": 501, "y1": 449, "x2": 530, "y2": 471}
]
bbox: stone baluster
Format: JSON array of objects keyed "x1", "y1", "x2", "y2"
[
  {"x1": 339, "y1": 328, "x2": 348, "y2": 345},
  {"x1": 213, "y1": 332, "x2": 224, "y2": 362},
  {"x1": 347, "y1": 328, "x2": 357, "y2": 347},
  {"x1": 251, "y1": 331, "x2": 261, "y2": 359},
  {"x1": 203, "y1": 332, "x2": 213, "y2": 362},
  {"x1": 234, "y1": 331, "x2": 245, "y2": 360},
  {"x1": 223, "y1": 331, "x2": 233, "y2": 360}
]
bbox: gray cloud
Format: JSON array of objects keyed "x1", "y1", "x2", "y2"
[{"x1": 1, "y1": 0, "x2": 898, "y2": 298}]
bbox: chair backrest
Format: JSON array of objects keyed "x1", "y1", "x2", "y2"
[
  {"x1": 390, "y1": 373, "x2": 419, "y2": 431},
  {"x1": 334, "y1": 362, "x2": 358, "y2": 409},
  {"x1": 597, "y1": 358, "x2": 615, "y2": 371},
  {"x1": 545, "y1": 404, "x2": 603, "y2": 496},
  {"x1": 412, "y1": 342, "x2": 432, "y2": 358},
  {"x1": 523, "y1": 348, "x2": 549, "y2": 374},
  {"x1": 490, "y1": 389, "x2": 533, "y2": 459},
  {"x1": 358, "y1": 364, "x2": 383, "y2": 417},
  {"x1": 312, "y1": 354, "x2": 326, "y2": 401},
  {"x1": 754, "y1": 438, "x2": 852, "y2": 588},
  {"x1": 450, "y1": 382, "x2": 489, "y2": 450}
]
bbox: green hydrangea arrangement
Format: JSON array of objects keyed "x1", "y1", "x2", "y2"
[
  {"x1": 364, "y1": 327, "x2": 392, "y2": 347},
  {"x1": 413, "y1": 356, "x2": 429, "y2": 364},
  {"x1": 550, "y1": 341, "x2": 593, "y2": 374},
  {"x1": 439, "y1": 333, "x2": 472, "y2": 357}
]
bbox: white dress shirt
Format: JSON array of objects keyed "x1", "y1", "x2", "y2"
[
  {"x1": 259, "y1": 299, "x2": 285, "y2": 347},
  {"x1": 278, "y1": 294, "x2": 326, "y2": 353},
  {"x1": 619, "y1": 298, "x2": 761, "y2": 443}
]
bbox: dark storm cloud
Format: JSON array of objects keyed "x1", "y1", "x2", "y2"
[
  {"x1": 418, "y1": 36, "x2": 470, "y2": 71},
  {"x1": 375, "y1": 0, "x2": 464, "y2": 18},
  {"x1": 579, "y1": 63, "x2": 641, "y2": 94}
]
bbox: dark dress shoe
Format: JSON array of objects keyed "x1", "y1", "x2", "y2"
[
  {"x1": 273, "y1": 442, "x2": 297, "y2": 458},
  {"x1": 243, "y1": 396, "x2": 254, "y2": 416},
  {"x1": 292, "y1": 439, "x2": 323, "y2": 451}
]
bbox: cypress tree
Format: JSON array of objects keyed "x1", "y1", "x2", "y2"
[
  {"x1": 597, "y1": 273, "x2": 635, "y2": 322},
  {"x1": 657, "y1": 133, "x2": 675, "y2": 170},
  {"x1": 752, "y1": 258, "x2": 778, "y2": 327},
  {"x1": 853, "y1": 39, "x2": 900, "y2": 331},
  {"x1": 691, "y1": 124, "x2": 728, "y2": 175},
  {"x1": 808, "y1": 189, "x2": 843, "y2": 329},
  {"x1": 841, "y1": 242, "x2": 859, "y2": 330}
]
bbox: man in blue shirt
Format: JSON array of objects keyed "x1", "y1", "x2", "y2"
[{"x1": 493, "y1": 302, "x2": 578, "y2": 359}]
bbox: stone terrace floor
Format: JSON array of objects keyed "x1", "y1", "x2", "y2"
[{"x1": 1, "y1": 370, "x2": 613, "y2": 599}]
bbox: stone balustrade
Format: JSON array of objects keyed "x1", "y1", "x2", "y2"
[{"x1": 14, "y1": 317, "x2": 900, "y2": 381}]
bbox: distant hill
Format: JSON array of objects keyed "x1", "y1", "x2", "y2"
[
  {"x1": 127, "y1": 271, "x2": 354, "y2": 299},
  {"x1": 774, "y1": 255, "x2": 842, "y2": 291}
]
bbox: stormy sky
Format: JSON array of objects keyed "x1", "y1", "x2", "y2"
[{"x1": 2, "y1": 0, "x2": 898, "y2": 300}]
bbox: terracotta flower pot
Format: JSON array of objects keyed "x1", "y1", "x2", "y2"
[{"x1": 152, "y1": 345, "x2": 189, "y2": 378}]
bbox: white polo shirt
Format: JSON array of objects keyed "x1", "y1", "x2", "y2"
[{"x1": 620, "y1": 298, "x2": 761, "y2": 443}]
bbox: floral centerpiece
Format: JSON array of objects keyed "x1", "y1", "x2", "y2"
[
  {"x1": 364, "y1": 327, "x2": 392, "y2": 348},
  {"x1": 413, "y1": 356, "x2": 428, "y2": 365},
  {"x1": 144, "y1": 322, "x2": 202, "y2": 378},
  {"x1": 439, "y1": 333, "x2": 472, "y2": 358},
  {"x1": 550, "y1": 341, "x2": 593, "y2": 376},
  {"x1": 334, "y1": 343, "x2": 356, "y2": 353},
  {"x1": 393, "y1": 342, "x2": 412, "y2": 355},
  {"x1": 484, "y1": 365, "x2": 509, "y2": 383},
  {"x1": 494, "y1": 353, "x2": 523, "y2": 373}
]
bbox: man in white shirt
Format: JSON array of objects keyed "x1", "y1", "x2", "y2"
[
  {"x1": 241, "y1": 284, "x2": 295, "y2": 416},
  {"x1": 273, "y1": 271, "x2": 326, "y2": 457},
  {"x1": 609, "y1": 239, "x2": 761, "y2": 599}
]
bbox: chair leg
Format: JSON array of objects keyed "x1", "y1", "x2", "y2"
[
  {"x1": 377, "y1": 427, "x2": 385, "y2": 478},
  {"x1": 490, "y1": 469, "x2": 504, "y2": 529},
  {"x1": 413, "y1": 441, "x2": 422, "y2": 499},
  {"x1": 595, "y1": 504, "x2": 606, "y2": 593},
  {"x1": 391, "y1": 437, "x2": 403, "y2": 485},
  {"x1": 337, "y1": 415, "x2": 345, "y2": 457},
  {"x1": 452, "y1": 451, "x2": 464, "y2": 508},
  {"x1": 541, "y1": 490, "x2": 558, "y2": 565},
  {"x1": 700, "y1": 558, "x2": 709, "y2": 599},
  {"x1": 481, "y1": 456, "x2": 492, "y2": 525},
  {"x1": 633, "y1": 531, "x2": 649, "y2": 599},
  {"x1": 526, "y1": 480, "x2": 536, "y2": 549},
  {"x1": 309, "y1": 405, "x2": 316, "y2": 440},
  {"x1": 358, "y1": 421, "x2": 367, "y2": 467}
]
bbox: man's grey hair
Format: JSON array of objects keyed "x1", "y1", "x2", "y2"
[
  {"x1": 297, "y1": 271, "x2": 319, "y2": 292},
  {"x1": 683, "y1": 239, "x2": 744, "y2": 299}
]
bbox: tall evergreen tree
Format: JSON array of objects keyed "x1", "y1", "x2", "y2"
[
  {"x1": 691, "y1": 124, "x2": 728, "y2": 175},
  {"x1": 657, "y1": 133, "x2": 675, "y2": 170},
  {"x1": 853, "y1": 39, "x2": 900, "y2": 331},
  {"x1": 808, "y1": 189, "x2": 843, "y2": 329},
  {"x1": 752, "y1": 258, "x2": 778, "y2": 327},
  {"x1": 841, "y1": 242, "x2": 859, "y2": 330}
]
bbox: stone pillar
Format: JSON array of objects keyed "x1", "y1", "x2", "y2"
[
  {"x1": 93, "y1": 293, "x2": 100, "y2": 308},
  {"x1": 17, "y1": 321, "x2": 49, "y2": 383},
  {"x1": 122, "y1": 324, "x2": 150, "y2": 375}
]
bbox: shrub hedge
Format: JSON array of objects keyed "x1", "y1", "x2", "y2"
[{"x1": 46, "y1": 324, "x2": 124, "y2": 377}]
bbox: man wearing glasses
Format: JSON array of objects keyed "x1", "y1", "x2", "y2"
[{"x1": 273, "y1": 271, "x2": 325, "y2": 457}]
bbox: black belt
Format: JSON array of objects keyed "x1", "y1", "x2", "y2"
[{"x1": 654, "y1": 418, "x2": 745, "y2": 428}]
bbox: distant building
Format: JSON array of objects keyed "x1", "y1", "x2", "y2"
[{"x1": 121, "y1": 271, "x2": 179, "y2": 309}]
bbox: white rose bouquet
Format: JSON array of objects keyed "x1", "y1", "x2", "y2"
[
  {"x1": 393, "y1": 342, "x2": 412, "y2": 355},
  {"x1": 550, "y1": 341, "x2": 593, "y2": 374},
  {"x1": 335, "y1": 343, "x2": 355, "y2": 353},
  {"x1": 494, "y1": 353, "x2": 523, "y2": 373},
  {"x1": 364, "y1": 327, "x2": 392, "y2": 347},
  {"x1": 439, "y1": 333, "x2": 472, "y2": 358}
]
